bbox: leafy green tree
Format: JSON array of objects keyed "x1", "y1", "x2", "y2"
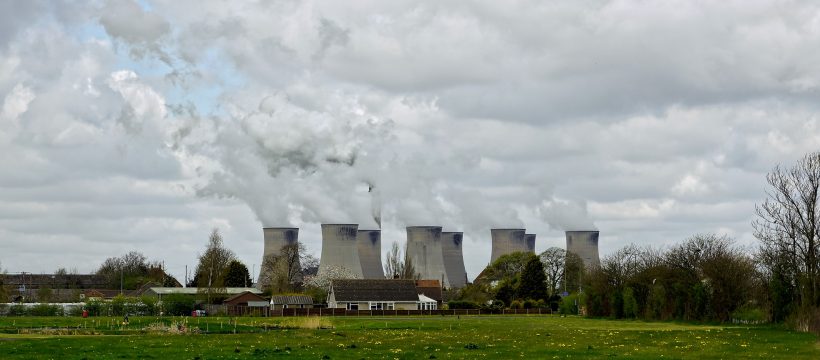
[
  {"x1": 622, "y1": 287, "x2": 638, "y2": 318},
  {"x1": 455, "y1": 283, "x2": 493, "y2": 304},
  {"x1": 494, "y1": 279, "x2": 517, "y2": 306},
  {"x1": 517, "y1": 256, "x2": 548, "y2": 301},
  {"x1": 163, "y1": 293, "x2": 195, "y2": 316},
  {"x1": 485, "y1": 252, "x2": 534, "y2": 282},
  {"x1": 223, "y1": 260, "x2": 252, "y2": 287}
]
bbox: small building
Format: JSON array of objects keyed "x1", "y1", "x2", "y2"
[
  {"x1": 415, "y1": 279, "x2": 443, "y2": 307},
  {"x1": 141, "y1": 287, "x2": 262, "y2": 302},
  {"x1": 270, "y1": 295, "x2": 314, "y2": 309},
  {"x1": 328, "y1": 279, "x2": 420, "y2": 310},
  {"x1": 223, "y1": 291, "x2": 269, "y2": 307},
  {"x1": 418, "y1": 294, "x2": 438, "y2": 310}
]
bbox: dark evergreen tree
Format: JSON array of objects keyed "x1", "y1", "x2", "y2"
[
  {"x1": 223, "y1": 260, "x2": 252, "y2": 287},
  {"x1": 517, "y1": 256, "x2": 548, "y2": 301}
]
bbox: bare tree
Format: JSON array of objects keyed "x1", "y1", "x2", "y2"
[
  {"x1": 260, "y1": 242, "x2": 307, "y2": 293},
  {"x1": 383, "y1": 241, "x2": 417, "y2": 279},
  {"x1": 754, "y1": 151, "x2": 820, "y2": 308},
  {"x1": 539, "y1": 247, "x2": 566, "y2": 296},
  {"x1": 195, "y1": 229, "x2": 236, "y2": 304}
]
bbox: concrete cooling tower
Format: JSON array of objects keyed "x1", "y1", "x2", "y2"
[
  {"x1": 319, "y1": 224, "x2": 363, "y2": 278},
  {"x1": 259, "y1": 227, "x2": 299, "y2": 284},
  {"x1": 565, "y1": 230, "x2": 600, "y2": 268},
  {"x1": 441, "y1": 231, "x2": 467, "y2": 288},
  {"x1": 406, "y1": 226, "x2": 449, "y2": 288},
  {"x1": 524, "y1": 234, "x2": 536, "y2": 253},
  {"x1": 490, "y1": 228, "x2": 528, "y2": 263},
  {"x1": 357, "y1": 229, "x2": 384, "y2": 279}
]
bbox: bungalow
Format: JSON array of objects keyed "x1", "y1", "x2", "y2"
[
  {"x1": 270, "y1": 295, "x2": 313, "y2": 309},
  {"x1": 327, "y1": 279, "x2": 437, "y2": 310}
]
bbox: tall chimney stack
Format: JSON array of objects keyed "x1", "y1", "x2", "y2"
[
  {"x1": 441, "y1": 231, "x2": 467, "y2": 288},
  {"x1": 406, "y1": 226, "x2": 449, "y2": 288},
  {"x1": 490, "y1": 228, "x2": 528, "y2": 263},
  {"x1": 319, "y1": 224, "x2": 363, "y2": 278},
  {"x1": 565, "y1": 230, "x2": 600, "y2": 268},
  {"x1": 258, "y1": 227, "x2": 299, "y2": 284},
  {"x1": 357, "y1": 229, "x2": 384, "y2": 279}
]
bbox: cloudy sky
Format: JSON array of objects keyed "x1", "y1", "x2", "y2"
[{"x1": 2, "y1": 0, "x2": 819, "y2": 282}]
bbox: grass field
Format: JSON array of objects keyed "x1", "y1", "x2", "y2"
[{"x1": 0, "y1": 315, "x2": 817, "y2": 359}]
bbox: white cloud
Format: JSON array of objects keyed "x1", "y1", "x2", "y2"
[{"x1": 2, "y1": 0, "x2": 820, "y2": 280}]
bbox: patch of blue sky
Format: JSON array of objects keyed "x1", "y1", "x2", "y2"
[
  {"x1": 70, "y1": 22, "x2": 109, "y2": 43},
  {"x1": 169, "y1": 46, "x2": 248, "y2": 117}
]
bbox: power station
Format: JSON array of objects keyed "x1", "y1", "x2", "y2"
[
  {"x1": 490, "y1": 228, "x2": 529, "y2": 263},
  {"x1": 441, "y1": 231, "x2": 468, "y2": 288},
  {"x1": 356, "y1": 229, "x2": 384, "y2": 279},
  {"x1": 524, "y1": 233, "x2": 536, "y2": 253},
  {"x1": 406, "y1": 226, "x2": 450, "y2": 288},
  {"x1": 318, "y1": 224, "x2": 363, "y2": 278},
  {"x1": 258, "y1": 227, "x2": 299, "y2": 284},
  {"x1": 565, "y1": 230, "x2": 600, "y2": 268},
  {"x1": 258, "y1": 224, "x2": 598, "y2": 287}
]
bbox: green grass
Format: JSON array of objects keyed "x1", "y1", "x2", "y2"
[{"x1": 0, "y1": 315, "x2": 817, "y2": 359}]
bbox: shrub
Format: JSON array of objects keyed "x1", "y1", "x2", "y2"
[
  {"x1": 30, "y1": 304, "x2": 63, "y2": 316},
  {"x1": 141, "y1": 296, "x2": 159, "y2": 316},
  {"x1": 66, "y1": 305, "x2": 84, "y2": 317},
  {"x1": 732, "y1": 303, "x2": 767, "y2": 323},
  {"x1": 163, "y1": 294, "x2": 196, "y2": 316},
  {"x1": 622, "y1": 287, "x2": 638, "y2": 319},
  {"x1": 8, "y1": 304, "x2": 28, "y2": 316},
  {"x1": 447, "y1": 301, "x2": 480, "y2": 310},
  {"x1": 85, "y1": 299, "x2": 109, "y2": 316},
  {"x1": 510, "y1": 300, "x2": 523, "y2": 309},
  {"x1": 523, "y1": 299, "x2": 536, "y2": 309},
  {"x1": 559, "y1": 294, "x2": 578, "y2": 315}
]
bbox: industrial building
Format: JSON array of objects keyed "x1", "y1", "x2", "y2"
[
  {"x1": 255, "y1": 224, "x2": 596, "y2": 287},
  {"x1": 258, "y1": 227, "x2": 299, "y2": 284},
  {"x1": 565, "y1": 230, "x2": 601, "y2": 268},
  {"x1": 441, "y1": 231, "x2": 468, "y2": 288},
  {"x1": 318, "y1": 224, "x2": 364, "y2": 278},
  {"x1": 490, "y1": 228, "x2": 530, "y2": 263},
  {"x1": 357, "y1": 229, "x2": 384, "y2": 279},
  {"x1": 524, "y1": 233, "x2": 536, "y2": 253},
  {"x1": 406, "y1": 226, "x2": 450, "y2": 288}
]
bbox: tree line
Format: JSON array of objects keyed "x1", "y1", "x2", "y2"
[{"x1": 450, "y1": 151, "x2": 820, "y2": 329}]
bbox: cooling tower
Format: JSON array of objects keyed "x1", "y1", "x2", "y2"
[
  {"x1": 259, "y1": 227, "x2": 299, "y2": 284},
  {"x1": 524, "y1": 234, "x2": 536, "y2": 253},
  {"x1": 357, "y1": 229, "x2": 384, "y2": 279},
  {"x1": 406, "y1": 226, "x2": 449, "y2": 287},
  {"x1": 319, "y1": 224, "x2": 363, "y2": 278},
  {"x1": 441, "y1": 231, "x2": 467, "y2": 288},
  {"x1": 490, "y1": 228, "x2": 528, "y2": 263},
  {"x1": 565, "y1": 230, "x2": 600, "y2": 268}
]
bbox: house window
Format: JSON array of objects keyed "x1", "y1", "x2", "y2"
[
  {"x1": 347, "y1": 303, "x2": 359, "y2": 310},
  {"x1": 369, "y1": 302, "x2": 394, "y2": 310},
  {"x1": 283, "y1": 304, "x2": 288, "y2": 309},
  {"x1": 418, "y1": 302, "x2": 437, "y2": 310}
]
